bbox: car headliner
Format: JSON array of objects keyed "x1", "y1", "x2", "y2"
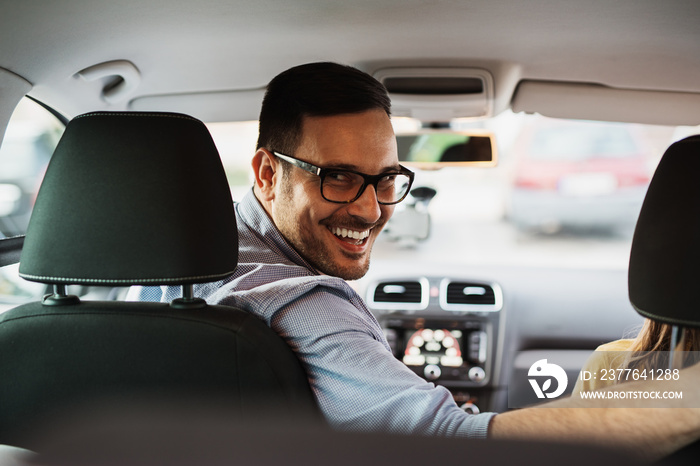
[{"x1": 1, "y1": 0, "x2": 700, "y2": 130}]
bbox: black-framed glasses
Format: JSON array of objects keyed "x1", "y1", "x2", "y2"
[{"x1": 273, "y1": 151, "x2": 414, "y2": 205}]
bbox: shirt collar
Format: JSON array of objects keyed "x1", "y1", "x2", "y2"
[{"x1": 236, "y1": 188, "x2": 322, "y2": 275}]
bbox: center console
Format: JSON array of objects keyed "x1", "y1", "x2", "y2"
[{"x1": 366, "y1": 276, "x2": 503, "y2": 413}]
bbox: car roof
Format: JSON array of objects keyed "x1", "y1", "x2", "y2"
[{"x1": 1, "y1": 0, "x2": 700, "y2": 127}]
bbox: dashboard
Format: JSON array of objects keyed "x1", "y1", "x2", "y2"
[{"x1": 358, "y1": 262, "x2": 644, "y2": 413}]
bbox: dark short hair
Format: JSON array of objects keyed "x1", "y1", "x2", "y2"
[{"x1": 256, "y1": 62, "x2": 391, "y2": 154}]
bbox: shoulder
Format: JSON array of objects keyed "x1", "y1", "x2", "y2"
[
  {"x1": 571, "y1": 339, "x2": 634, "y2": 394},
  {"x1": 210, "y1": 267, "x2": 372, "y2": 326},
  {"x1": 216, "y1": 272, "x2": 388, "y2": 352},
  {"x1": 595, "y1": 339, "x2": 634, "y2": 352},
  {"x1": 584, "y1": 339, "x2": 633, "y2": 371},
  {"x1": 210, "y1": 266, "x2": 353, "y2": 306}
]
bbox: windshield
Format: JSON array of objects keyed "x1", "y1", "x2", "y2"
[{"x1": 209, "y1": 112, "x2": 699, "y2": 271}]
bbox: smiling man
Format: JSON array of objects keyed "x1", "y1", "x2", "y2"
[
  {"x1": 251, "y1": 63, "x2": 410, "y2": 281},
  {"x1": 137, "y1": 62, "x2": 700, "y2": 459},
  {"x1": 142, "y1": 61, "x2": 494, "y2": 438},
  {"x1": 254, "y1": 109, "x2": 408, "y2": 281}
]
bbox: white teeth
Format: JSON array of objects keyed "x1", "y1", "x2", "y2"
[{"x1": 331, "y1": 227, "x2": 370, "y2": 240}]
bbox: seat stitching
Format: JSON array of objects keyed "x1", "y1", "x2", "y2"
[
  {"x1": 74, "y1": 112, "x2": 200, "y2": 122},
  {"x1": 18, "y1": 271, "x2": 236, "y2": 284}
]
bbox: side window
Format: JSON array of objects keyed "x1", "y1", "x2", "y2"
[
  {"x1": 0, "y1": 98, "x2": 65, "y2": 311},
  {"x1": 0, "y1": 98, "x2": 64, "y2": 237}
]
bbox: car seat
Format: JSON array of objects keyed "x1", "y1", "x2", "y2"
[{"x1": 0, "y1": 111, "x2": 319, "y2": 449}]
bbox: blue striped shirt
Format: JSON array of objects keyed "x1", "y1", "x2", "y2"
[{"x1": 131, "y1": 189, "x2": 494, "y2": 438}]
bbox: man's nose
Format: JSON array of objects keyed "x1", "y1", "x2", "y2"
[{"x1": 347, "y1": 184, "x2": 382, "y2": 223}]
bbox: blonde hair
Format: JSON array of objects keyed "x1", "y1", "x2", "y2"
[{"x1": 626, "y1": 320, "x2": 700, "y2": 370}]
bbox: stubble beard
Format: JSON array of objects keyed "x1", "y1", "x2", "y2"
[
  {"x1": 275, "y1": 184, "x2": 376, "y2": 281},
  {"x1": 277, "y1": 206, "x2": 374, "y2": 280}
]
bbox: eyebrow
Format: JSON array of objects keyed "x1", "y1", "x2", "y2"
[{"x1": 326, "y1": 162, "x2": 403, "y2": 173}]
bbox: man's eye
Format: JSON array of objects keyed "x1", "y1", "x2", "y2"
[
  {"x1": 326, "y1": 171, "x2": 354, "y2": 183},
  {"x1": 377, "y1": 174, "x2": 398, "y2": 190}
]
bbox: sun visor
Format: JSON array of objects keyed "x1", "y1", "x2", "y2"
[
  {"x1": 130, "y1": 89, "x2": 265, "y2": 123},
  {"x1": 512, "y1": 80, "x2": 700, "y2": 126},
  {"x1": 373, "y1": 68, "x2": 494, "y2": 122}
]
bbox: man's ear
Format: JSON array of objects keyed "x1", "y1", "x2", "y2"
[{"x1": 251, "y1": 148, "x2": 280, "y2": 202}]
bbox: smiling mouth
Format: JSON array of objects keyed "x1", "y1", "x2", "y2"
[{"x1": 329, "y1": 226, "x2": 371, "y2": 245}]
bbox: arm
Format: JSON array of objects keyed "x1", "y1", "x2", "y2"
[
  {"x1": 271, "y1": 284, "x2": 494, "y2": 438},
  {"x1": 490, "y1": 363, "x2": 700, "y2": 460}
]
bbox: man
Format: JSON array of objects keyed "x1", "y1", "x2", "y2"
[{"x1": 137, "y1": 62, "x2": 700, "y2": 459}]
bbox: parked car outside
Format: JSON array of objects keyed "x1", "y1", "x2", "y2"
[{"x1": 506, "y1": 116, "x2": 670, "y2": 235}]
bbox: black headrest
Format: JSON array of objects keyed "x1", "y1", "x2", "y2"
[
  {"x1": 628, "y1": 135, "x2": 700, "y2": 327},
  {"x1": 18, "y1": 112, "x2": 238, "y2": 286}
]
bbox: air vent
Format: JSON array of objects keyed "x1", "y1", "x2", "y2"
[
  {"x1": 368, "y1": 278, "x2": 429, "y2": 310},
  {"x1": 446, "y1": 282, "x2": 495, "y2": 305},
  {"x1": 439, "y1": 279, "x2": 502, "y2": 312},
  {"x1": 374, "y1": 281, "x2": 422, "y2": 303}
]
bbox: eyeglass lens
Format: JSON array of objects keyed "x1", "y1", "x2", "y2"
[{"x1": 322, "y1": 171, "x2": 411, "y2": 204}]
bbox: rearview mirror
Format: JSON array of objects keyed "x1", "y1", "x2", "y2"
[{"x1": 396, "y1": 130, "x2": 497, "y2": 168}]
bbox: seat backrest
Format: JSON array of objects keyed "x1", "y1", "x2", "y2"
[{"x1": 0, "y1": 112, "x2": 318, "y2": 449}]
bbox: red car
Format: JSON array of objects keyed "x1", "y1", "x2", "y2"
[{"x1": 507, "y1": 117, "x2": 661, "y2": 235}]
